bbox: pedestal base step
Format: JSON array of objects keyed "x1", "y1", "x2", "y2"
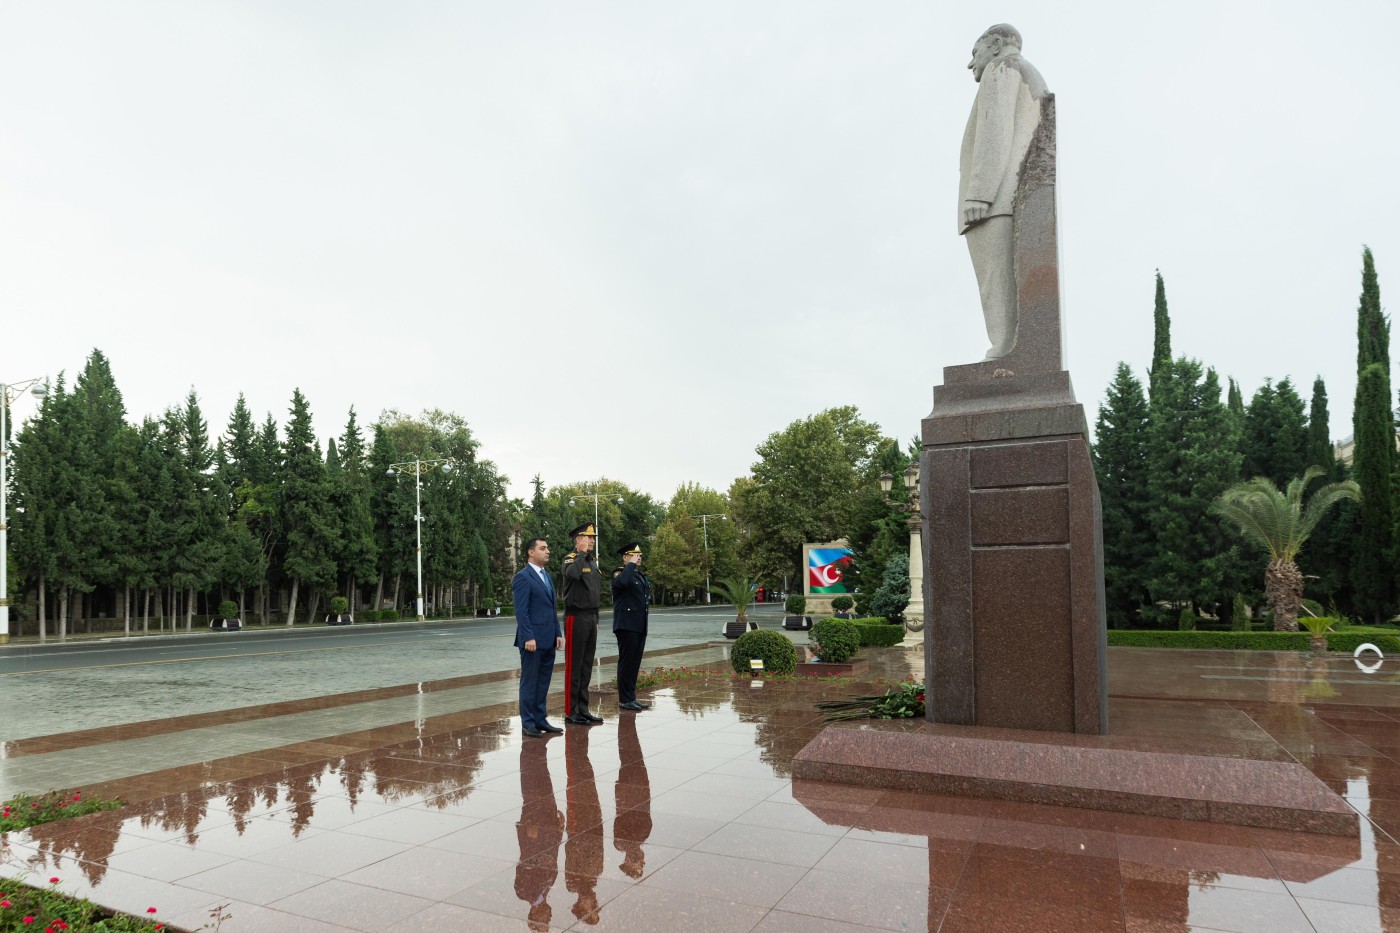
[{"x1": 792, "y1": 722, "x2": 1358, "y2": 835}]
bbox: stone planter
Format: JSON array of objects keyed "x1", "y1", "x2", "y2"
[
  {"x1": 723, "y1": 620, "x2": 758, "y2": 639},
  {"x1": 783, "y1": 615, "x2": 813, "y2": 631},
  {"x1": 325, "y1": 614, "x2": 353, "y2": 626}
]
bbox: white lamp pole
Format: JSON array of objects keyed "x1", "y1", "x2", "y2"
[
  {"x1": 1, "y1": 378, "x2": 48, "y2": 646},
  {"x1": 387, "y1": 456, "x2": 455, "y2": 621},
  {"x1": 695, "y1": 513, "x2": 726, "y2": 603}
]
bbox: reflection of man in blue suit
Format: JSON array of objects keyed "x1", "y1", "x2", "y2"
[{"x1": 513, "y1": 538, "x2": 565, "y2": 738}]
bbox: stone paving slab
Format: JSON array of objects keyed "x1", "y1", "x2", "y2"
[{"x1": 2, "y1": 646, "x2": 1399, "y2": 932}]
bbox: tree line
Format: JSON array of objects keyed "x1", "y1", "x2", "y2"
[
  {"x1": 6, "y1": 351, "x2": 512, "y2": 637},
  {"x1": 1094, "y1": 249, "x2": 1397, "y2": 627}
]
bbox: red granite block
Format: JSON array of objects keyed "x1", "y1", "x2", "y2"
[{"x1": 791, "y1": 723, "x2": 1360, "y2": 836}]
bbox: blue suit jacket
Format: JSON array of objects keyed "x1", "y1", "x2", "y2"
[{"x1": 513, "y1": 564, "x2": 561, "y2": 648}]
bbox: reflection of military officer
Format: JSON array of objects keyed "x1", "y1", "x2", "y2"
[
  {"x1": 613, "y1": 710, "x2": 652, "y2": 878},
  {"x1": 611, "y1": 542, "x2": 652, "y2": 711},
  {"x1": 565, "y1": 725, "x2": 605, "y2": 925},
  {"x1": 515, "y1": 740, "x2": 563, "y2": 931},
  {"x1": 562, "y1": 522, "x2": 604, "y2": 725}
]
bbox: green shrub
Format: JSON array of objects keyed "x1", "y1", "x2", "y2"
[
  {"x1": 1231, "y1": 594, "x2": 1250, "y2": 632},
  {"x1": 831, "y1": 595, "x2": 854, "y2": 612},
  {"x1": 217, "y1": 600, "x2": 239, "y2": 619},
  {"x1": 1105, "y1": 628, "x2": 1400, "y2": 654},
  {"x1": 784, "y1": 594, "x2": 807, "y2": 615},
  {"x1": 330, "y1": 596, "x2": 349, "y2": 615},
  {"x1": 854, "y1": 621, "x2": 904, "y2": 647},
  {"x1": 1178, "y1": 606, "x2": 1197, "y2": 631},
  {"x1": 730, "y1": 630, "x2": 798, "y2": 675},
  {"x1": 811, "y1": 618, "x2": 861, "y2": 663}
]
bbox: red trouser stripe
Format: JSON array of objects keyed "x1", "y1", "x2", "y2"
[{"x1": 564, "y1": 614, "x2": 575, "y2": 716}]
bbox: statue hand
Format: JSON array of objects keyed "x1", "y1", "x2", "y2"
[{"x1": 962, "y1": 200, "x2": 991, "y2": 226}]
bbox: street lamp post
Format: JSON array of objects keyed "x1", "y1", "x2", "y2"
[
  {"x1": 387, "y1": 457, "x2": 455, "y2": 621},
  {"x1": 566, "y1": 488, "x2": 624, "y2": 565},
  {"x1": 1, "y1": 378, "x2": 48, "y2": 645},
  {"x1": 879, "y1": 463, "x2": 925, "y2": 639},
  {"x1": 694, "y1": 513, "x2": 726, "y2": 603}
]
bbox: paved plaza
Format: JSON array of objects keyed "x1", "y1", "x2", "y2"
[{"x1": 1, "y1": 644, "x2": 1398, "y2": 931}]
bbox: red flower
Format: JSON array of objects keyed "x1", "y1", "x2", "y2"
[
  {"x1": 48, "y1": 878, "x2": 59, "y2": 885},
  {"x1": 916, "y1": 693, "x2": 925, "y2": 703},
  {"x1": 1, "y1": 899, "x2": 11, "y2": 907},
  {"x1": 22, "y1": 917, "x2": 34, "y2": 925},
  {"x1": 72, "y1": 794, "x2": 80, "y2": 801},
  {"x1": 155, "y1": 926, "x2": 164, "y2": 931},
  {"x1": 146, "y1": 907, "x2": 158, "y2": 914}
]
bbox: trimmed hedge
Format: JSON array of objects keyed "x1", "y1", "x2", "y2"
[
  {"x1": 1107, "y1": 629, "x2": 1400, "y2": 654},
  {"x1": 731, "y1": 629, "x2": 799, "y2": 675},
  {"x1": 811, "y1": 619, "x2": 861, "y2": 663},
  {"x1": 854, "y1": 621, "x2": 905, "y2": 647}
]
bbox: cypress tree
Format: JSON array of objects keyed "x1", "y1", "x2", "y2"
[
  {"x1": 1150, "y1": 271, "x2": 1172, "y2": 384},
  {"x1": 1146, "y1": 358, "x2": 1243, "y2": 617},
  {"x1": 1300, "y1": 376, "x2": 1354, "y2": 611},
  {"x1": 280, "y1": 389, "x2": 337, "y2": 624},
  {"x1": 1093, "y1": 363, "x2": 1153, "y2": 627},
  {"x1": 1351, "y1": 247, "x2": 1395, "y2": 623},
  {"x1": 1242, "y1": 378, "x2": 1308, "y2": 488},
  {"x1": 1307, "y1": 377, "x2": 1337, "y2": 474},
  {"x1": 333, "y1": 409, "x2": 378, "y2": 609}
]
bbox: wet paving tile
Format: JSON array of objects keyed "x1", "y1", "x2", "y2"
[{"x1": 6, "y1": 644, "x2": 1400, "y2": 931}]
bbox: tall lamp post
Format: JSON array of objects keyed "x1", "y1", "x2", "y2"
[
  {"x1": 387, "y1": 456, "x2": 455, "y2": 621},
  {"x1": 566, "y1": 488, "x2": 624, "y2": 564},
  {"x1": 1, "y1": 378, "x2": 48, "y2": 645},
  {"x1": 879, "y1": 463, "x2": 924, "y2": 639},
  {"x1": 694, "y1": 513, "x2": 726, "y2": 603}
]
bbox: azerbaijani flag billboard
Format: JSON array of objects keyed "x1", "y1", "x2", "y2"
[{"x1": 807, "y1": 546, "x2": 854, "y2": 594}]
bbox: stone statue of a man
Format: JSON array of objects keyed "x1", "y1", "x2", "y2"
[{"x1": 960, "y1": 24, "x2": 1048, "y2": 360}]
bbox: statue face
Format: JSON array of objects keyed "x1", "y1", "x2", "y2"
[{"x1": 968, "y1": 35, "x2": 1001, "y2": 82}]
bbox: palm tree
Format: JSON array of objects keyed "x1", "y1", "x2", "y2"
[
  {"x1": 1211, "y1": 467, "x2": 1359, "y2": 632},
  {"x1": 709, "y1": 576, "x2": 757, "y2": 624}
]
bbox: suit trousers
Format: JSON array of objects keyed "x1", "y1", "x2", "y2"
[
  {"x1": 614, "y1": 630, "x2": 647, "y2": 704},
  {"x1": 519, "y1": 643, "x2": 556, "y2": 729},
  {"x1": 563, "y1": 609, "x2": 599, "y2": 716},
  {"x1": 965, "y1": 215, "x2": 1016, "y2": 357}
]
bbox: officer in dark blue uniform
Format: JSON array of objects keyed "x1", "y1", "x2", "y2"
[{"x1": 611, "y1": 542, "x2": 652, "y2": 711}]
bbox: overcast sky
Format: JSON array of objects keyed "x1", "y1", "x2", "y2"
[{"x1": 3, "y1": 1, "x2": 1396, "y2": 502}]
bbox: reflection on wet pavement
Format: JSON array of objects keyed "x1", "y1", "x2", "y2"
[{"x1": 0, "y1": 645, "x2": 1397, "y2": 931}]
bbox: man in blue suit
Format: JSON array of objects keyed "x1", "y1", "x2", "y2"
[{"x1": 513, "y1": 538, "x2": 565, "y2": 738}]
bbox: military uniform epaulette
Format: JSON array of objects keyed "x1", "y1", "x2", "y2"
[
  {"x1": 563, "y1": 553, "x2": 577, "y2": 565},
  {"x1": 612, "y1": 566, "x2": 624, "y2": 579}
]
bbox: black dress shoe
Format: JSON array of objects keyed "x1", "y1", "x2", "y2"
[
  {"x1": 618, "y1": 701, "x2": 647, "y2": 711},
  {"x1": 584, "y1": 714, "x2": 604, "y2": 724},
  {"x1": 523, "y1": 727, "x2": 544, "y2": 738},
  {"x1": 565, "y1": 715, "x2": 591, "y2": 725},
  {"x1": 539, "y1": 722, "x2": 563, "y2": 734}
]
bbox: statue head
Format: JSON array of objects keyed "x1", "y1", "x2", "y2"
[{"x1": 969, "y1": 24, "x2": 1022, "y2": 82}]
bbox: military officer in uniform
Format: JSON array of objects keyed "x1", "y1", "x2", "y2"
[
  {"x1": 611, "y1": 542, "x2": 651, "y2": 711},
  {"x1": 561, "y1": 522, "x2": 604, "y2": 725}
]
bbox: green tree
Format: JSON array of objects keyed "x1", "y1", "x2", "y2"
[
  {"x1": 1146, "y1": 359, "x2": 1243, "y2": 617},
  {"x1": 280, "y1": 389, "x2": 337, "y2": 624},
  {"x1": 1350, "y1": 247, "x2": 1395, "y2": 624},
  {"x1": 1213, "y1": 468, "x2": 1360, "y2": 631},
  {"x1": 1150, "y1": 271, "x2": 1172, "y2": 385},
  {"x1": 331, "y1": 408, "x2": 378, "y2": 609},
  {"x1": 666, "y1": 483, "x2": 738, "y2": 585},
  {"x1": 1300, "y1": 377, "x2": 1353, "y2": 611},
  {"x1": 648, "y1": 521, "x2": 703, "y2": 603},
  {"x1": 1093, "y1": 363, "x2": 1153, "y2": 627},
  {"x1": 1242, "y1": 378, "x2": 1308, "y2": 488},
  {"x1": 731, "y1": 406, "x2": 883, "y2": 588}
]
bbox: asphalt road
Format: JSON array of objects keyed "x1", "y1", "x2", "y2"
[{"x1": 0, "y1": 604, "x2": 796, "y2": 741}]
